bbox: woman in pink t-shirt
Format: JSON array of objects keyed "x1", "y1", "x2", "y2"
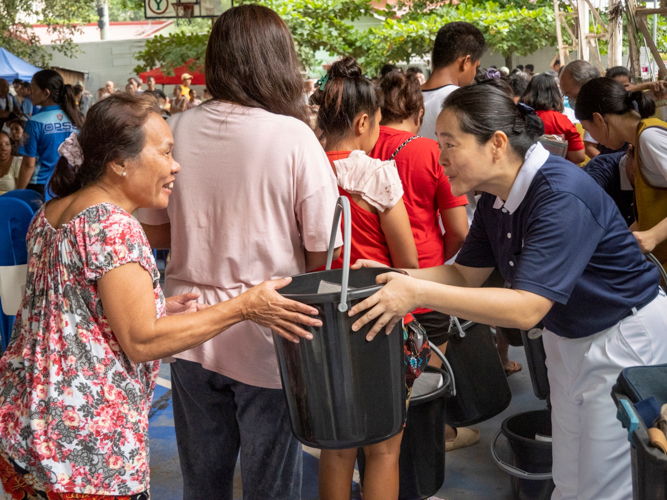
[{"x1": 138, "y1": 6, "x2": 342, "y2": 498}]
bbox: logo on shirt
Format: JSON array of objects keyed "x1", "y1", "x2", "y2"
[
  {"x1": 57, "y1": 114, "x2": 64, "y2": 121},
  {"x1": 44, "y1": 122, "x2": 73, "y2": 135}
]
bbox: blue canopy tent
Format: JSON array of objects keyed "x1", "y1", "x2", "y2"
[{"x1": 0, "y1": 48, "x2": 41, "y2": 81}]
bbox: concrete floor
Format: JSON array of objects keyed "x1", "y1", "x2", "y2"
[{"x1": 144, "y1": 344, "x2": 545, "y2": 500}]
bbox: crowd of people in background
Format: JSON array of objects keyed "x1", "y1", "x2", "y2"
[{"x1": 0, "y1": 9, "x2": 667, "y2": 500}]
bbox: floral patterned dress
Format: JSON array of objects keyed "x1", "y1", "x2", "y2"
[{"x1": 0, "y1": 203, "x2": 164, "y2": 496}]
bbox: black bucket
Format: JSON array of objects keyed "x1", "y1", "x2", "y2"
[
  {"x1": 521, "y1": 326, "x2": 550, "y2": 400},
  {"x1": 444, "y1": 319, "x2": 512, "y2": 427},
  {"x1": 276, "y1": 197, "x2": 406, "y2": 449},
  {"x1": 358, "y1": 343, "x2": 453, "y2": 500},
  {"x1": 492, "y1": 410, "x2": 555, "y2": 500},
  {"x1": 496, "y1": 326, "x2": 524, "y2": 347}
]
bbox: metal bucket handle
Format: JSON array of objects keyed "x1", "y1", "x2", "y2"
[
  {"x1": 647, "y1": 252, "x2": 667, "y2": 290},
  {"x1": 325, "y1": 196, "x2": 352, "y2": 312},
  {"x1": 428, "y1": 341, "x2": 457, "y2": 398},
  {"x1": 491, "y1": 428, "x2": 553, "y2": 481}
]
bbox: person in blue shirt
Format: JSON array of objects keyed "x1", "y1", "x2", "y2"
[
  {"x1": 18, "y1": 81, "x2": 36, "y2": 118},
  {"x1": 17, "y1": 70, "x2": 84, "y2": 197},
  {"x1": 350, "y1": 85, "x2": 667, "y2": 500}
]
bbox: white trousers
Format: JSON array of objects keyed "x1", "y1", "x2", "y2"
[{"x1": 543, "y1": 289, "x2": 667, "y2": 500}]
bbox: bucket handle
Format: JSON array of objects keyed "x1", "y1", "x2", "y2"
[
  {"x1": 491, "y1": 428, "x2": 553, "y2": 481},
  {"x1": 428, "y1": 341, "x2": 456, "y2": 398},
  {"x1": 325, "y1": 196, "x2": 352, "y2": 312},
  {"x1": 647, "y1": 252, "x2": 667, "y2": 290}
]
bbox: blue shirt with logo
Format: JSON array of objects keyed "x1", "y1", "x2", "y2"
[
  {"x1": 456, "y1": 144, "x2": 660, "y2": 339},
  {"x1": 19, "y1": 105, "x2": 75, "y2": 186}
]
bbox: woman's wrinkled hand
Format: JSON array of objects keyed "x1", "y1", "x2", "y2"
[
  {"x1": 240, "y1": 277, "x2": 322, "y2": 343},
  {"x1": 166, "y1": 293, "x2": 209, "y2": 316},
  {"x1": 348, "y1": 272, "x2": 421, "y2": 341}
]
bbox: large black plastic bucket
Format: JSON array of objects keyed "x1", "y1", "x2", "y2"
[
  {"x1": 444, "y1": 318, "x2": 512, "y2": 427},
  {"x1": 275, "y1": 197, "x2": 405, "y2": 449},
  {"x1": 492, "y1": 410, "x2": 555, "y2": 500},
  {"x1": 358, "y1": 343, "x2": 453, "y2": 500}
]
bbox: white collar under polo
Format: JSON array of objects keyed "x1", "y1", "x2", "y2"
[{"x1": 493, "y1": 143, "x2": 550, "y2": 214}]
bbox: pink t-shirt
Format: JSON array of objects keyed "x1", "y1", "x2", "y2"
[{"x1": 137, "y1": 101, "x2": 341, "y2": 389}]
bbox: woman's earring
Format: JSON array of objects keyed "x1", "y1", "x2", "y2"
[{"x1": 122, "y1": 171, "x2": 127, "y2": 177}]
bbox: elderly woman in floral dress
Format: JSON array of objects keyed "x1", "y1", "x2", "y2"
[{"x1": 0, "y1": 94, "x2": 321, "y2": 500}]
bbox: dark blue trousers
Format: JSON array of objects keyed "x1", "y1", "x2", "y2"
[{"x1": 170, "y1": 359, "x2": 302, "y2": 500}]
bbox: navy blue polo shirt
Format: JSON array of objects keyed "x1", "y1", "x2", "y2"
[{"x1": 456, "y1": 143, "x2": 660, "y2": 339}]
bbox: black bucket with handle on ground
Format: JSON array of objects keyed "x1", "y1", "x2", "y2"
[
  {"x1": 492, "y1": 409, "x2": 555, "y2": 500},
  {"x1": 275, "y1": 196, "x2": 406, "y2": 449}
]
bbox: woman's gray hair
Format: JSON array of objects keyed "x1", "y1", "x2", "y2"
[{"x1": 563, "y1": 60, "x2": 601, "y2": 86}]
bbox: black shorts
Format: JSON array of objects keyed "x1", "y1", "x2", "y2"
[{"x1": 413, "y1": 310, "x2": 450, "y2": 347}]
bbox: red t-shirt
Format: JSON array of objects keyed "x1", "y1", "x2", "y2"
[
  {"x1": 326, "y1": 151, "x2": 393, "y2": 269},
  {"x1": 369, "y1": 126, "x2": 467, "y2": 268},
  {"x1": 536, "y1": 110, "x2": 584, "y2": 152}
]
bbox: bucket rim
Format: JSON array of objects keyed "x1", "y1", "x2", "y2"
[
  {"x1": 409, "y1": 367, "x2": 451, "y2": 406},
  {"x1": 279, "y1": 268, "x2": 402, "y2": 305},
  {"x1": 500, "y1": 409, "x2": 553, "y2": 449}
]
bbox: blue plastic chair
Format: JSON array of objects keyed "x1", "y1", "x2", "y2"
[
  {"x1": 1, "y1": 189, "x2": 45, "y2": 214},
  {"x1": 0, "y1": 198, "x2": 34, "y2": 351}
]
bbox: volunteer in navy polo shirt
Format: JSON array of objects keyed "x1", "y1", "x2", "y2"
[
  {"x1": 17, "y1": 70, "x2": 83, "y2": 197},
  {"x1": 350, "y1": 86, "x2": 667, "y2": 500}
]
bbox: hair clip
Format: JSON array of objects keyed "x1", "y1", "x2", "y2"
[
  {"x1": 486, "y1": 69, "x2": 501, "y2": 80},
  {"x1": 517, "y1": 102, "x2": 537, "y2": 115},
  {"x1": 315, "y1": 73, "x2": 330, "y2": 91}
]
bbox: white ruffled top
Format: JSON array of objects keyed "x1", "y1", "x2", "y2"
[{"x1": 333, "y1": 150, "x2": 404, "y2": 213}]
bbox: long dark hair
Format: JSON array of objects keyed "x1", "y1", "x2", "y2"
[
  {"x1": 310, "y1": 57, "x2": 379, "y2": 145},
  {"x1": 32, "y1": 70, "x2": 84, "y2": 129},
  {"x1": 48, "y1": 94, "x2": 160, "y2": 198},
  {"x1": 205, "y1": 5, "x2": 308, "y2": 123},
  {"x1": 575, "y1": 77, "x2": 656, "y2": 121},
  {"x1": 444, "y1": 85, "x2": 545, "y2": 158},
  {"x1": 378, "y1": 69, "x2": 423, "y2": 125},
  {"x1": 521, "y1": 73, "x2": 564, "y2": 113}
]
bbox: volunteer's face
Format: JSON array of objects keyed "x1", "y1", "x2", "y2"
[
  {"x1": 580, "y1": 113, "x2": 626, "y2": 150},
  {"x1": 436, "y1": 108, "x2": 492, "y2": 197},
  {"x1": 613, "y1": 75, "x2": 632, "y2": 89},
  {"x1": 122, "y1": 114, "x2": 180, "y2": 209},
  {"x1": 0, "y1": 135, "x2": 11, "y2": 162}
]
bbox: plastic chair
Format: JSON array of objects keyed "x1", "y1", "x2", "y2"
[
  {"x1": 0, "y1": 198, "x2": 34, "y2": 351},
  {"x1": 1, "y1": 189, "x2": 45, "y2": 214}
]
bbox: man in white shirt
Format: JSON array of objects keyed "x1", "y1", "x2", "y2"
[
  {"x1": 560, "y1": 61, "x2": 601, "y2": 157},
  {"x1": 420, "y1": 22, "x2": 486, "y2": 141}
]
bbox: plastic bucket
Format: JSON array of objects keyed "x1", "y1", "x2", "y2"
[
  {"x1": 492, "y1": 410, "x2": 555, "y2": 500},
  {"x1": 275, "y1": 197, "x2": 405, "y2": 449},
  {"x1": 521, "y1": 326, "x2": 550, "y2": 400},
  {"x1": 358, "y1": 343, "x2": 454, "y2": 500},
  {"x1": 444, "y1": 318, "x2": 512, "y2": 427}
]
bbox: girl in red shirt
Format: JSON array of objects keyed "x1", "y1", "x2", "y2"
[
  {"x1": 521, "y1": 73, "x2": 586, "y2": 165},
  {"x1": 312, "y1": 57, "x2": 418, "y2": 500}
]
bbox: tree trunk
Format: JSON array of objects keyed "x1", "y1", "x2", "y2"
[{"x1": 505, "y1": 54, "x2": 513, "y2": 69}]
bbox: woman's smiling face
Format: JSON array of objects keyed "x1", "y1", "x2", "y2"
[{"x1": 435, "y1": 108, "x2": 495, "y2": 197}]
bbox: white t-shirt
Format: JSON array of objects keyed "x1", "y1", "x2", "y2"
[
  {"x1": 137, "y1": 101, "x2": 342, "y2": 389},
  {"x1": 638, "y1": 127, "x2": 667, "y2": 187},
  {"x1": 0, "y1": 156, "x2": 21, "y2": 195},
  {"x1": 420, "y1": 85, "x2": 459, "y2": 140}
]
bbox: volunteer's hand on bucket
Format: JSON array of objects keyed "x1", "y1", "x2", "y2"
[
  {"x1": 240, "y1": 277, "x2": 323, "y2": 343},
  {"x1": 349, "y1": 272, "x2": 421, "y2": 341}
]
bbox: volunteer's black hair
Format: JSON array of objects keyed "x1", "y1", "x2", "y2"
[
  {"x1": 575, "y1": 77, "x2": 655, "y2": 121},
  {"x1": 443, "y1": 85, "x2": 544, "y2": 158},
  {"x1": 32, "y1": 69, "x2": 84, "y2": 129},
  {"x1": 521, "y1": 73, "x2": 564, "y2": 113},
  {"x1": 431, "y1": 22, "x2": 486, "y2": 70},
  {"x1": 508, "y1": 74, "x2": 528, "y2": 98}
]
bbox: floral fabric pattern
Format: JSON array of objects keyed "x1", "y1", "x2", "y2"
[{"x1": 0, "y1": 204, "x2": 164, "y2": 495}]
